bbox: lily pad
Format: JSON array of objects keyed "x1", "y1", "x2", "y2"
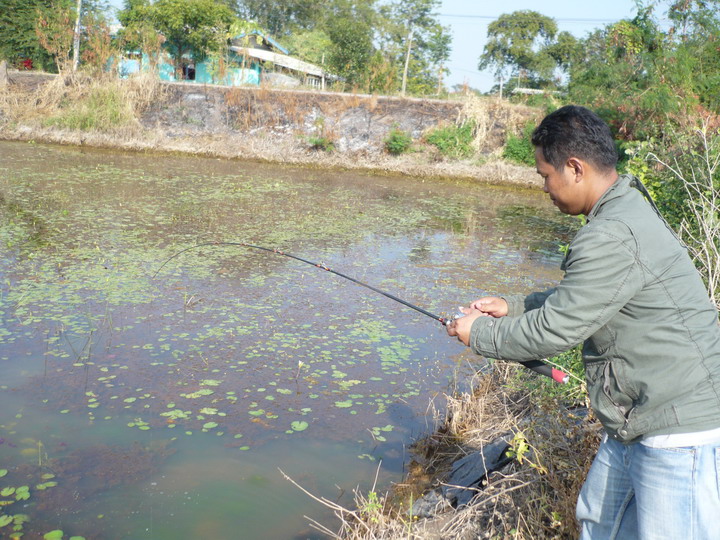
[{"x1": 290, "y1": 421, "x2": 309, "y2": 432}]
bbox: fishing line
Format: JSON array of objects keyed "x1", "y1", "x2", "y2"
[{"x1": 154, "y1": 242, "x2": 569, "y2": 383}]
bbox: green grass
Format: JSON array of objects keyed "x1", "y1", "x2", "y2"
[
  {"x1": 44, "y1": 85, "x2": 135, "y2": 131},
  {"x1": 425, "y1": 121, "x2": 475, "y2": 159}
]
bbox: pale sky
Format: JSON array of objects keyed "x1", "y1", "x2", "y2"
[
  {"x1": 107, "y1": 0, "x2": 642, "y2": 92},
  {"x1": 439, "y1": 0, "x2": 640, "y2": 91}
]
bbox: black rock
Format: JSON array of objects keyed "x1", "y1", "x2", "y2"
[{"x1": 442, "y1": 437, "x2": 513, "y2": 507}]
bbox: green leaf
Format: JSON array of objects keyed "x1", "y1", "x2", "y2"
[
  {"x1": 0, "y1": 469, "x2": 7, "y2": 478},
  {"x1": 44, "y1": 531, "x2": 64, "y2": 540},
  {"x1": 0, "y1": 515, "x2": 13, "y2": 528},
  {"x1": 290, "y1": 421, "x2": 309, "y2": 432},
  {"x1": 202, "y1": 422, "x2": 218, "y2": 429}
]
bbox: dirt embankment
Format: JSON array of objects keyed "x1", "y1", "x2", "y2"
[{"x1": 0, "y1": 71, "x2": 542, "y2": 187}]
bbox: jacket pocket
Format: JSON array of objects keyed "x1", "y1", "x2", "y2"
[{"x1": 585, "y1": 360, "x2": 635, "y2": 433}]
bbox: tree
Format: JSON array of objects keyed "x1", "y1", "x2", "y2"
[
  {"x1": 566, "y1": 6, "x2": 709, "y2": 139},
  {"x1": 117, "y1": 1, "x2": 163, "y2": 72},
  {"x1": 379, "y1": 0, "x2": 447, "y2": 95},
  {"x1": 426, "y1": 24, "x2": 451, "y2": 94},
  {"x1": 119, "y1": 0, "x2": 236, "y2": 79},
  {"x1": 81, "y1": 11, "x2": 117, "y2": 76},
  {"x1": 0, "y1": 0, "x2": 107, "y2": 70},
  {"x1": 35, "y1": 2, "x2": 76, "y2": 73},
  {"x1": 72, "y1": 0, "x2": 82, "y2": 70},
  {"x1": 282, "y1": 29, "x2": 332, "y2": 67},
  {"x1": 236, "y1": 0, "x2": 323, "y2": 36},
  {"x1": 479, "y1": 10, "x2": 558, "y2": 90},
  {"x1": 327, "y1": 17, "x2": 374, "y2": 87}
]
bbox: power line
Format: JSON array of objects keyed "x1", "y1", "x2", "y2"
[{"x1": 438, "y1": 13, "x2": 622, "y2": 24}]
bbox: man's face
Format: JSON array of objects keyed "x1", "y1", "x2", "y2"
[{"x1": 534, "y1": 147, "x2": 584, "y2": 215}]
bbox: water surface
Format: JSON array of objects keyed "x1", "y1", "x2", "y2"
[{"x1": 0, "y1": 141, "x2": 574, "y2": 539}]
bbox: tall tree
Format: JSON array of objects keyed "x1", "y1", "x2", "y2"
[
  {"x1": 0, "y1": 0, "x2": 107, "y2": 70},
  {"x1": 236, "y1": 0, "x2": 322, "y2": 36},
  {"x1": 478, "y1": 10, "x2": 558, "y2": 89},
  {"x1": 378, "y1": 0, "x2": 450, "y2": 95},
  {"x1": 326, "y1": 16, "x2": 374, "y2": 87}
]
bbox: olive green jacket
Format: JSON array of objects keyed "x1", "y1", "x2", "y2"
[{"x1": 469, "y1": 174, "x2": 720, "y2": 443}]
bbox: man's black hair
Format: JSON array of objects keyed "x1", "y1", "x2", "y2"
[{"x1": 531, "y1": 105, "x2": 618, "y2": 171}]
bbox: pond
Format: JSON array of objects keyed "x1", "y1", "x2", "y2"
[{"x1": 0, "y1": 141, "x2": 575, "y2": 539}]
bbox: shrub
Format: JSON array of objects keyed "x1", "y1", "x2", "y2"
[
  {"x1": 626, "y1": 125, "x2": 720, "y2": 309},
  {"x1": 384, "y1": 128, "x2": 412, "y2": 155},
  {"x1": 307, "y1": 136, "x2": 335, "y2": 152},
  {"x1": 502, "y1": 121, "x2": 536, "y2": 166},
  {"x1": 425, "y1": 121, "x2": 475, "y2": 158}
]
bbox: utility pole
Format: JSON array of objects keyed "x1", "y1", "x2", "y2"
[{"x1": 72, "y1": 0, "x2": 83, "y2": 71}]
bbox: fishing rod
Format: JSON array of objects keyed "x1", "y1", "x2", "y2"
[{"x1": 154, "y1": 242, "x2": 569, "y2": 384}]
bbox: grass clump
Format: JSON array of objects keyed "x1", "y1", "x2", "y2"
[
  {"x1": 425, "y1": 121, "x2": 476, "y2": 159},
  {"x1": 44, "y1": 84, "x2": 134, "y2": 131},
  {"x1": 384, "y1": 127, "x2": 413, "y2": 155}
]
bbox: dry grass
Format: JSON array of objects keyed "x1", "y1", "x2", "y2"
[
  {"x1": 458, "y1": 96, "x2": 541, "y2": 154},
  {"x1": 0, "y1": 72, "x2": 165, "y2": 133},
  {"x1": 285, "y1": 365, "x2": 601, "y2": 540}
]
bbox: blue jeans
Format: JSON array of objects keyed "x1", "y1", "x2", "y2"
[{"x1": 577, "y1": 436, "x2": 720, "y2": 539}]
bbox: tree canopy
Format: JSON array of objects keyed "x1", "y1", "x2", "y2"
[
  {"x1": 479, "y1": 10, "x2": 560, "y2": 89},
  {"x1": 118, "y1": 0, "x2": 236, "y2": 77}
]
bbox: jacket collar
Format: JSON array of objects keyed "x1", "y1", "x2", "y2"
[{"x1": 586, "y1": 174, "x2": 634, "y2": 221}]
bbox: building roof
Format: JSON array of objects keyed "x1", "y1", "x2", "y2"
[
  {"x1": 229, "y1": 46, "x2": 328, "y2": 78},
  {"x1": 231, "y1": 30, "x2": 289, "y2": 55}
]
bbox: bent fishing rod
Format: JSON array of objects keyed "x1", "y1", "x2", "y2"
[{"x1": 154, "y1": 241, "x2": 569, "y2": 384}]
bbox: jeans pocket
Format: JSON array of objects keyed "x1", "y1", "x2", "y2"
[{"x1": 716, "y1": 447, "x2": 720, "y2": 498}]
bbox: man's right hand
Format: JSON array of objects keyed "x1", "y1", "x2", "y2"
[{"x1": 469, "y1": 296, "x2": 509, "y2": 318}]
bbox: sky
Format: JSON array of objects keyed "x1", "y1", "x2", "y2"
[
  {"x1": 106, "y1": 0, "x2": 642, "y2": 92},
  {"x1": 439, "y1": 0, "x2": 639, "y2": 92}
]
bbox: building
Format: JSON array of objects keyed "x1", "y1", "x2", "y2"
[{"x1": 118, "y1": 30, "x2": 331, "y2": 88}]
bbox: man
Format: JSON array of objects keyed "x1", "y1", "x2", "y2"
[{"x1": 447, "y1": 105, "x2": 720, "y2": 539}]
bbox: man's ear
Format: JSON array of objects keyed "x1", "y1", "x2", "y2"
[{"x1": 567, "y1": 157, "x2": 584, "y2": 181}]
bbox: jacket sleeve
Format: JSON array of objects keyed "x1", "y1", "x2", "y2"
[
  {"x1": 470, "y1": 223, "x2": 644, "y2": 361},
  {"x1": 503, "y1": 289, "x2": 557, "y2": 317}
]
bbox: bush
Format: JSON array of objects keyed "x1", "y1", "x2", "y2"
[
  {"x1": 425, "y1": 121, "x2": 475, "y2": 158},
  {"x1": 502, "y1": 121, "x2": 536, "y2": 166},
  {"x1": 384, "y1": 128, "x2": 412, "y2": 155},
  {"x1": 307, "y1": 136, "x2": 335, "y2": 152},
  {"x1": 625, "y1": 126, "x2": 720, "y2": 309}
]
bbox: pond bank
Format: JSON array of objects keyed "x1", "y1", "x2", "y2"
[{"x1": 0, "y1": 71, "x2": 542, "y2": 188}]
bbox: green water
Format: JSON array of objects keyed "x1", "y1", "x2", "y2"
[{"x1": 0, "y1": 141, "x2": 573, "y2": 539}]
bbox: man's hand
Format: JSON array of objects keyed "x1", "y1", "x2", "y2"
[
  {"x1": 446, "y1": 297, "x2": 509, "y2": 346},
  {"x1": 469, "y1": 296, "x2": 509, "y2": 318}
]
